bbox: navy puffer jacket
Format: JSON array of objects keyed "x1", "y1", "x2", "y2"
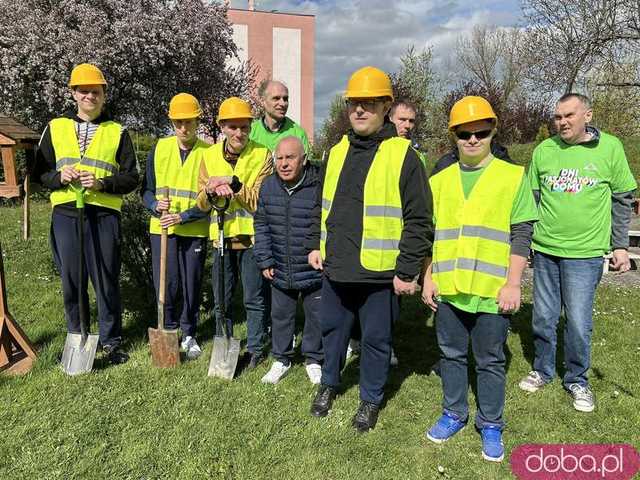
[{"x1": 254, "y1": 165, "x2": 322, "y2": 291}]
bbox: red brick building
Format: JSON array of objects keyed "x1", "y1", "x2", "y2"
[{"x1": 227, "y1": 2, "x2": 315, "y2": 141}]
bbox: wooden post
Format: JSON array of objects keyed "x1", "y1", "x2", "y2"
[
  {"x1": 0, "y1": 145, "x2": 20, "y2": 199},
  {"x1": 0, "y1": 240, "x2": 37, "y2": 375},
  {"x1": 22, "y1": 149, "x2": 34, "y2": 240}
]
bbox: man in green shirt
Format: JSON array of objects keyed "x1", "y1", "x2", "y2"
[
  {"x1": 249, "y1": 79, "x2": 311, "y2": 154},
  {"x1": 519, "y1": 93, "x2": 637, "y2": 413},
  {"x1": 422, "y1": 96, "x2": 538, "y2": 462}
]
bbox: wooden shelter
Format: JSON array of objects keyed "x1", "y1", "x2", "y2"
[
  {"x1": 0, "y1": 114, "x2": 39, "y2": 197},
  {"x1": 0, "y1": 115, "x2": 40, "y2": 239}
]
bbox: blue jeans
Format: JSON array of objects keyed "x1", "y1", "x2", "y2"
[
  {"x1": 212, "y1": 247, "x2": 268, "y2": 355},
  {"x1": 436, "y1": 302, "x2": 509, "y2": 429},
  {"x1": 532, "y1": 251, "x2": 603, "y2": 388}
]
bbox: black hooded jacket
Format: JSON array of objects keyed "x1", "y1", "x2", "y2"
[
  {"x1": 33, "y1": 111, "x2": 139, "y2": 216},
  {"x1": 305, "y1": 122, "x2": 433, "y2": 283}
]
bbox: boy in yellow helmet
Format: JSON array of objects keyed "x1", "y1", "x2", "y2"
[
  {"x1": 196, "y1": 97, "x2": 273, "y2": 369},
  {"x1": 141, "y1": 93, "x2": 210, "y2": 359},
  {"x1": 33, "y1": 63, "x2": 139, "y2": 365},
  {"x1": 422, "y1": 96, "x2": 538, "y2": 462}
]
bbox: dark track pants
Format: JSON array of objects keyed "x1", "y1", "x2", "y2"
[
  {"x1": 150, "y1": 234, "x2": 207, "y2": 337},
  {"x1": 50, "y1": 209, "x2": 122, "y2": 348},
  {"x1": 270, "y1": 284, "x2": 323, "y2": 365},
  {"x1": 320, "y1": 277, "x2": 399, "y2": 405}
]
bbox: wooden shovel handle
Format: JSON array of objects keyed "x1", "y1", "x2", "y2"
[{"x1": 158, "y1": 195, "x2": 169, "y2": 307}]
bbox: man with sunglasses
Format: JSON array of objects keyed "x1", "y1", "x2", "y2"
[
  {"x1": 305, "y1": 66, "x2": 432, "y2": 432},
  {"x1": 422, "y1": 96, "x2": 538, "y2": 462},
  {"x1": 519, "y1": 93, "x2": 636, "y2": 413}
]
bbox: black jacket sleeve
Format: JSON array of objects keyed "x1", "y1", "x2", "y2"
[
  {"x1": 33, "y1": 125, "x2": 64, "y2": 190},
  {"x1": 395, "y1": 148, "x2": 433, "y2": 280},
  {"x1": 304, "y1": 159, "x2": 326, "y2": 252},
  {"x1": 32, "y1": 123, "x2": 139, "y2": 194}
]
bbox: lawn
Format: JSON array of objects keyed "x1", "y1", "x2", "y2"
[{"x1": 1, "y1": 202, "x2": 639, "y2": 478}]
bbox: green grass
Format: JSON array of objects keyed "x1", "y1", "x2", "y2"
[{"x1": 1, "y1": 203, "x2": 640, "y2": 479}]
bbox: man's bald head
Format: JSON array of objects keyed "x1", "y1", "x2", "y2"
[
  {"x1": 274, "y1": 136, "x2": 306, "y2": 185},
  {"x1": 259, "y1": 80, "x2": 289, "y2": 123}
]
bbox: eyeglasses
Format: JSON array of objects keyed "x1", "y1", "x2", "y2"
[
  {"x1": 345, "y1": 98, "x2": 383, "y2": 110},
  {"x1": 455, "y1": 129, "x2": 493, "y2": 141}
]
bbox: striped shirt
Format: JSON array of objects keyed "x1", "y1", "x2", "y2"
[{"x1": 74, "y1": 120, "x2": 99, "y2": 157}]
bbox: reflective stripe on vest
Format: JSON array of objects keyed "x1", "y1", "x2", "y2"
[
  {"x1": 429, "y1": 159, "x2": 523, "y2": 298},
  {"x1": 149, "y1": 136, "x2": 210, "y2": 237},
  {"x1": 202, "y1": 140, "x2": 269, "y2": 240},
  {"x1": 49, "y1": 118, "x2": 123, "y2": 211},
  {"x1": 320, "y1": 135, "x2": 408, "y2": 272}
]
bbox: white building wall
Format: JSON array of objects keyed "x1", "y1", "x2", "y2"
[{"x1": 272, "y1": 27, "x2": 302, "y2": 124}]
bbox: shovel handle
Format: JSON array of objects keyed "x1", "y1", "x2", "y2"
[
  {"x1": 211, "y1": 198, "x2": 230, "y2": 338},
  {"x1": 158, "y1": 193, "x2": 169, "y2": 329},
  {"x1": 75, "y1": 188, "x2": 89, "y2": 345}
]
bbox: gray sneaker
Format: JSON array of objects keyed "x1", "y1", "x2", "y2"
[
  {"x1": 568, "y1": 384, "x2": 595, "y2": 412},
  {"x1": 518, "y1": 371, "x2": 547, "y2": 393}
]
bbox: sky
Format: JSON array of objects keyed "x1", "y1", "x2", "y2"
[{"x1": 229, "y1": 0, "x2": 522, "y2": 130}]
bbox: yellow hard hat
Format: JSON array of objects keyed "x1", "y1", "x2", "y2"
[
  {"x1": 217, "y1": 97, "x2": 253, "y2": 124},
  {"x1": 448, "y1": 96, "x2": 497, "y2": 130},
  {"x1": 68, "y1": 63, "x2": 107, "y2": 87},
  {"x1": 168, "y1": 93, "x2": 202, "y2": 120},
  {"x1": 345, "y1": 66, "x2": 394, "y2": 100}
]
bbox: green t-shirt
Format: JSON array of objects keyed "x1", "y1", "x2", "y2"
[
  {"x1": 249, "y1": 117, "x2": 311, "y2": 154},
  {"x1": 528, "y1": 132, "x2": 637, "y2": 258},
  {"x1": 439, "y1": 158, "x2": 539, "y2": 314}
]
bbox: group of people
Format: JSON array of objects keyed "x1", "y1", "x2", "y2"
[{"x1": 33, "y1": 63, "x2": 636, "y2": 463}]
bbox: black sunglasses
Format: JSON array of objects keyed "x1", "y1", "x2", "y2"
[{"x1": 455, "y1": 129, "x2": 493, "y2": 141}]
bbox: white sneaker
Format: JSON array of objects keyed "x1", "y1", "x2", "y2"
[
  {"x1": 518, "y1": 371, "x2": 547, "y2": 393},
  {"x1": 390, "y1": 348, "x2": 398, "y2": 367},
  {"x1": 181, "y1": 336, "x2": 202, "y2": 359},
  {"x1": 261, "y1": 361, "x2": 291, "y2": 384},
  {"x1": 568, "y1": 384, "x2": 595, "y2": 412},
  {"x1": 346, "y1": 339, "x2": 360, "y2": 360},
  {"x1": 305, "y1": 363, "x2": 322, "y2": 384}
]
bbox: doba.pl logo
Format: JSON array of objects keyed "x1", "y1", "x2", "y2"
[{"x1": 511, "y1": 444, "x2": 640, "y2": 479}]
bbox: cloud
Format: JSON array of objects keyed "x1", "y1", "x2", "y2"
[{"x1": 230, "y1": 0, "x2": 521, "y2": 132}]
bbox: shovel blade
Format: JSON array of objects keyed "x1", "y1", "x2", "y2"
[
  {"x1": 61, "y1": 332, "x2": 99, "y2": 375},
  {"x1": 207, "y1": 335, "x2": 240, "y2": 380},
  {"x1": 148, "y1": 327, "x2": 181, "y2": 368}
]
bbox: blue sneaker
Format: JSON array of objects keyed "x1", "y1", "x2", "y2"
[
  {"x1": 425, "y1": 412, "x2": 466, "y2": 443},
  {"x1": 480, "y1": 425, "x2": 504, "y2": 462}
]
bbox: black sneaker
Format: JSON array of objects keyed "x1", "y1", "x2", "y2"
[
  {"x1": 310, "y1": 384, "x2": 337, "y2": 417},
  {"x1": 352, "y1": 400, "x2": 380, "y2": 433},
  {"x1": 103, "y1": 345, "x2": 129, "y2": 365},
  {"x1": 246, "y1": 352, "x2": 264, "y2": 371}
]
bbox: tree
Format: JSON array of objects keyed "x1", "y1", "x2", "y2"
[
  {"x1": 455, "y1": 25, "x2": 526, "y2": 106},
  {"x1": 0, "y1": 0, "x2": 255, "y2": 137},
  {"x1": 313, "y1": 95, "x2": 350, "y2": 160},
  {"x1": 519, "y1": 0, "x2": 625, "y2": 94},
  {"x1": 390, "y1": 46, "x2": 447, "y2": 151}
]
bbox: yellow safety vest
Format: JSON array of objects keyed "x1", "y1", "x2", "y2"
[
  {"x1": 49, "y1": 117, "x2": 123, "y2": 211},
  {"x1": 320, "y1": 136, "x2": 408, "y2": 272},
  {"x1": 429, "y1": 159, "x2": 524, "y2": 298},
  {"x1": 202, "y1": 140, "x2": 269, "y2": 240},
  {"x1": 149, "y1": 136, "x2": 210, "y2": 237}
]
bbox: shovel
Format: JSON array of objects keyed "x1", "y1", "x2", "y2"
[
  {"x1": 208, "y1": 198, "x2": 240, "y2": 379},
  {"x1": 148, "y1": 193, "x2": 180, "y2": 368},
  {"x1": 61, "y1": 187, "x2": 99, "y2": 375}
]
